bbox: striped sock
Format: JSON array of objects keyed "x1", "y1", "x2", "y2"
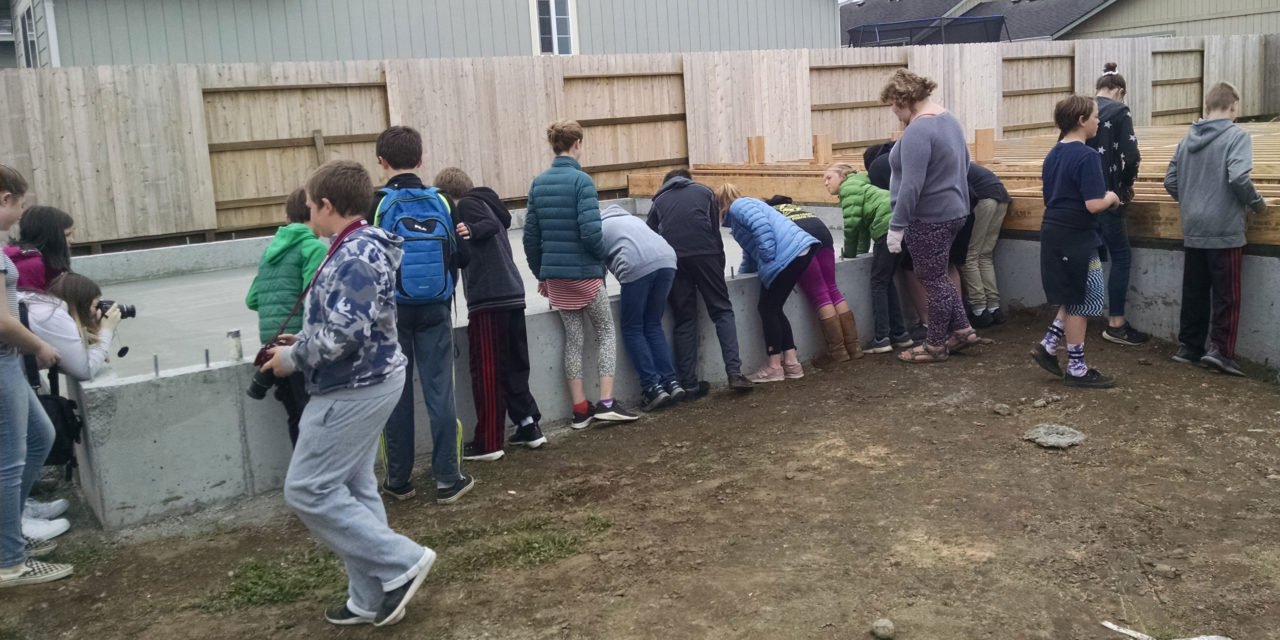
[
  {"x1": 1066, "y1": 343, "x2": 1087, "y2": 377},
  {"x1": 1041, "y1": 318, "x2": 1066, "y2": 355}
]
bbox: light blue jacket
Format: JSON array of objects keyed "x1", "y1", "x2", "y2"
[{"x1": 722, "y1": 197, "x2": 819, "y2": 288}]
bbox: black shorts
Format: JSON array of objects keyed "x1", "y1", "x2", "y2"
[
  {"x1": 1040, "y1": 228, "x2": 1100, "y2": 307},
  {"x1": 900, "y1": 213, "x2": 974, "y2": 271}
]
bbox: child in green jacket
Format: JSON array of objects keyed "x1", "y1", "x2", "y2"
[
  {"x1": 824, "y1": 164, "x2": 910, "y2": 353},
  {"x1": 246, "y1": 188, "x2": 328, "y2": 445}
]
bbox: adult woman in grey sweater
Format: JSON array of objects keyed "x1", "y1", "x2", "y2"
[{"x1": 879, "y1": 70, "x2": 979, "y2": 362}]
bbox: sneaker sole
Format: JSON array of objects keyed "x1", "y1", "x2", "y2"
[
  {"x1": 1171, "y1": 355, "x2": 1200, "y2": 365},
  {"x1": 643, "y1": 396, "x2": 674, "y2": 412},
  {"x1": 462, "y1": 450, "x2": 504, "y2": 462},
  {"x1": 594, "y1": 411, "x2": 640, "y2": 422},
  {"x1": 375, "y1": 549, "x2": 436, "y2": 627},
  {"x1": 436, "y1": 479, "x2": 475, "y2": 505},
  {"x1": 510, "y1": 436, "x2": 548, "y2": 449},
  {"x1": 570, "y1": 418, "x2": 592, "y2": 430},
  {"x1": 728, "y1": 383, "x2": 754, "y2": 392},
  {"x1": 1202, "y1": 357, "x2": 1246, "y2": 377},
  {"x1": 380, "y1": 486, "x2": 417, "y2": 501},
  {"x1": 1101, "y1": 331, "x2": 1147, "y2": 346},
  {"x1": 865, "y1": 345, "x2": 894, "y2": 354},
  {"x1": 326, "y1": 610, "x2": 376, "y2": 626},
  {"x1": 1063, "y1": 377, "x2": 1116, "y2": 389},
  {"x1": 1, "y1": 565, "x2": 73, "y2": 588},
  {"x1": 784, "y1": 372, "x2": 804, "y2": 379},
  {"x1": 1030, "y1": 347, "x2": 1063, "y2": 377},
  {"x1": 749, "y1": 376, "x2": 785, "y2": 384}
]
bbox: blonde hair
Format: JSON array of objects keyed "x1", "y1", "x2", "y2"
[
  {"x1": 826, "y1": 163, "x2": 855, "y2": 181},
  {"x1": 880, "y1": 69, "x2": 937, "y2": 108},
  {"x1": 715, "y1": 183, "x2": 743, "y2": 213},
  {"x1": 547, "y1": 120, "x2": 584, "y2": 154},
  {"x1": 1204, "y1": 82, "x2": 1240, "y2": 113}
]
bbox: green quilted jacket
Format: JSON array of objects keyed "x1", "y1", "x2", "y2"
[
  {"x1": 246, "y1": 223, "x2": 327, "y2": 342},
  {"x1": 838, "y1": 172, "x2": 893, "y2": 258}
]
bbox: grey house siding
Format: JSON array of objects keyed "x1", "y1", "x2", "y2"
[
  {"x1": 578, "y1": 0, "x2": 839, "y2": 54},
  {"x1": 14, "y1": 0, "x2": 53, "y2": 67}
]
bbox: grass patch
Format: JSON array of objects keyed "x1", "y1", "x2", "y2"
[
  {"x1": 0, "y1": 619, "x2": 32, "y2": 640},
  {"x1": 202, "y1": 548, "x2": 344, "y2": 612},
  {"x1": 62, "y1": 542, "x2": 111, "y2": 568}
]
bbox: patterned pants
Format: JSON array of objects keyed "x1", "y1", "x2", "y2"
[
  {"x1": 905, "y1": 217, "x2": 970, "y2": 348},
  {"x1": 559, "y1": 288, "x2": 617, "y2": 380},
  {"x1": 1064, "y1": 255, "x2": 1104, "y2": 317}
]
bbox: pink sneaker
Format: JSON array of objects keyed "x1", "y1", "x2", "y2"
[
  {"x1": 782, "y1": 362, "x2": 804, "y2": 379},
  {"x1": 746, "y1": 365, "x2": 784, "y2": 383}
]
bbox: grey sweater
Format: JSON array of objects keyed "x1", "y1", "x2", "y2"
[
  {"x1": 600, "y1": 204, "x2": 676, "y2": 284},
  {"x1": 1164, "y1": 118, "x2": 1266, "y2": 249},
  {"x1": 888, "y1": 112, "x2": 971, "y2": 231}
]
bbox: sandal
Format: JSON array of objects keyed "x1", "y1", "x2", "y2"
[
  {"x1": 898, "y1": 344, "x2": 948, "y2": 363},
  {"x1": 947, "y1": 329, "x2": 980, "y2": 354}
]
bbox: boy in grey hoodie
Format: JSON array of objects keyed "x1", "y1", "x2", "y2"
[
  {"x1": 601, "y1": 204, "x2": 683, "y2": 411},
  {"x1": 261, "y1": 161, "x2": 434, "y2": 628},
  {"x1": 1165, "y1": 82, "x2": 1269, "y2": 377}
]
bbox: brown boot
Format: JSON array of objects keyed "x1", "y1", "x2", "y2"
[
  {"x1": 814, "y1": 316, "x2": 851, "y2": 368},
  {"x1": 838, "y1": 311, "x2": 865, "y2": 359}
]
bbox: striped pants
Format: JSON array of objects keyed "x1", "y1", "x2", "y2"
[
  {"x1": 468, "y1": 308, "x2": 542, "y2": 454},
  {"x1": 1179, "y1": 247, "x2": 1243, "y2": 359}
]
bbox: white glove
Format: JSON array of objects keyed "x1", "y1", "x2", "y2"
[{"x1": 886, "y1": 229, "x2": 904, "y2": 254}]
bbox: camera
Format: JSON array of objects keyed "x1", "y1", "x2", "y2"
[
  {"x1": 97, "y1": 299, "x2": 137, "y2": 319},
  {"x1": 247, "y1": 337, "x2": 283, "y2": 400}
]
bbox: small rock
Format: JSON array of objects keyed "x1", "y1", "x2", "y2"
[
  {"x1": 785, "y1": 472, "x2": 796, "y2": 480},
  {"x1": 993, "y1": 403, "x2": 1014, "y2": 416},
  {"x1": 871, "y1": 618, "x2": 896, "y2": 639},
  {"x1": 1150, "y1": 563, "x2": 1180, "y2": 579},
  {"x1": 1024, "y1": 423, "x2": 1086, "y2": 448},
  {"x1": 1033, "y1": 399, "x2": 1048, "y2": 408},
  {"x1": 1138, "y1": 357, "x2": 1152, "y2": 366}
]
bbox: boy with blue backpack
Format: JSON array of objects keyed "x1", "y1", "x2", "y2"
[{"x1": 369, "y1": 126, "x2": 474, "y2": 505}]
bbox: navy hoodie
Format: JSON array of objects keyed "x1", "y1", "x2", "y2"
[{"x1": 647, "y1": 176, "x2": 724, "y2": 259}]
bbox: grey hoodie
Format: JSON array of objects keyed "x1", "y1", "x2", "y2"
[
  {"x1": 600, "y1": 204, "x2": 677, "y2": 284},
  {"x1": 1165, "y1": 118, "x2": 1266, "y2": 249}
]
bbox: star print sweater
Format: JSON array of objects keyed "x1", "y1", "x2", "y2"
[{"x1": 1085, "y1": 97, "x2": 1141, "y2": 196}]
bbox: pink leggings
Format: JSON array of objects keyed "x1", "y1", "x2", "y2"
[{"x1": 796, "y1": 247, "x2": 845, "y2": 309}]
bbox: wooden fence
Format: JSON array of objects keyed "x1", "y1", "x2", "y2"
[{"x1": 0, "y1": 35, "x2": 1273, "y2": 249}]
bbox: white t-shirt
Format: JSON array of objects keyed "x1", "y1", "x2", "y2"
[{"x1": 16, "y1": 291, "x2": 113, "y2": 381}]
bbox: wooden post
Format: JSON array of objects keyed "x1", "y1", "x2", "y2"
[
  {"x1": 812, "y1": 133, "x2": 832, "y2": 166},
  {"x1": 747, "y1": 136, "x2": 766, "y2": 165},
  {"x1": 974, "y1": 128, "x2": 995, "y2": 164},
  {"x1": 312, "y1": 129, "x2": 327, "y2": 164}
]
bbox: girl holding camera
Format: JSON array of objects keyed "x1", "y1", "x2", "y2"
[{"x1": 18, "y1": 273, "x2": 121, "y2": 382}]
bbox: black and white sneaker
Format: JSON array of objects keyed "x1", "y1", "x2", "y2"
[
  {"x1": 23, "y1": 536, "x2": 55, "y2": 559},
  {"x1": 1101, "y1": 322, "x2": 1151, "y2": 346},
  {"x1": 1171, "y1": 344, "x2": 1202, "y2": 365},
  {"x1": 436, "y1": 475, "x2": 475, "y2": 505},
  {"x1": 891, "y1": 332, "x2": 915, "y2": 348},
  {"x1": 726, "y1": 373, "x2": 754, "y2": 392},
  {"x1": 641, "y1": 386, "x2": 673, "y2": 412},
  {"x1": 571, "y1": 405, "x2": 595, "y2": 430},
  {"x1": 374, "y1": 549, "x2": 436, "y2": 627},
  {"x1": 664, "y1": 381, "x2": 688, "y2": 403},
  {"x1": 324, "y1": 603, "x2": 375, "y2": 626},
  {"x1": 1201, "y1": 347, "x2": 1246, "y2": 377},
  {"x1": 509, "y1": 423, "x2": 547, "y2": 448},
  {"x1": 1063, "y1": 368, "x2": 1116, "y2": 389},
  {"x1": 0, "y1": 560, "x2": 73, "y2": 588},
  {"x1": 1031, "y1": 343, "x2": 1063, "y2": 377},
  {"x1": 865, "y1": 337, "x2": 893, "y2": 354},
  {"x1": 380, "y1": 480, "x2": 416, "y2": 501},
  {"x1": 462, "y1": 442, "x2": 504, "y2": 462},
  {"x1": 593, "y1": 402, "x2": 639, "y2": 423}
]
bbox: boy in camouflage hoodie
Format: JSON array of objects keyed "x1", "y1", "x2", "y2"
[{"x1": 260, "y1": 161, "x2": 434, "y2": 628}]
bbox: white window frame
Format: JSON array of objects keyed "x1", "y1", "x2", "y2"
[
  {"x1": 15, "y1": 0, "x2": 38, "y2": 68},
  {"x1": 529, "y1": 0, "x2": 578, "y2": 56}
]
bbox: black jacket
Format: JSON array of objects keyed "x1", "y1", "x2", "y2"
[
  {"x1": 1086, "y1": 97, "x2": 1141, "y2": 196},
  {"x1": 967, "y1": 163, "x2": 1010, "y2": 207},
  {"x1": 456, "y1": 187, "x2": 525, "y2": 312},
  {"x1": 865, "y1": 142, "x2": 894, "y2": 191},
  {"x1": 646, "y1": 176, "x2": 724, "y2": 259},
  {"x1": 369, "y1": 172, "x2": 470, "y2": 278}
]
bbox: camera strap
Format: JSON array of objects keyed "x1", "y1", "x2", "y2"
[
  {"x1": 270, "y1": 218, "x2": 370, "y2": 339},
  {"x1": 17, "y1": 300, "x2": 62, "y2": 394}
]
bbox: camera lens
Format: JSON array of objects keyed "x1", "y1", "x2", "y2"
[{"x1": 246, "y1": 369, "x2": 275, "y2": 400}]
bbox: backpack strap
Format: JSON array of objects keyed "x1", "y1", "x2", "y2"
[{"x1": 17, "y1": 301, "x2": 40, "y2": 390}]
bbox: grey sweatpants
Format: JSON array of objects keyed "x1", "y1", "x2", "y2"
[{"x1": 284, "y1": 370, "x2": 432, "y2": 618}]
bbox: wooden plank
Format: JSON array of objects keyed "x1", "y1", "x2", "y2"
[
  {"x1": 312, "y1": 129, "x2": 326, "y2": 165},
  {"x1": 1151, "y1": 107, "x2": 1201, "y2": 118},
  {"x1": 747, "y1": 136, "x2": 766, "y2": 165},
  {"x1": 577, "y1": 113, "x2": 686, "y2": 128},
  {"x1": 974, "y1": 128, "x2": 995, "y2": 164},
  {"x1": 1004, "y1": 121, "x2": 1058, "y2": 133},
  {"x1": 1152, "y1": 77, "x2": 1202, "y2": 87},
  {"x1": 813, "y1": 134, "x2": 832, "y2": 167},
  {"x1": 833, "y1": 138, "x2": 891, "y2": 151},
  {"x1": 583, "y1": 157, "x2": 689, "y2": 174},
  {"x1": 215, "y1": 195, "x2": 290, "y2": 211},
  {"x1": 811, "y1": 100, "x2": 883, "y2": 111},
  {"x1": 1005, "y1": 196, "x2": 1280, "y2": 245},
  {"x1": 206, "y1": 133, "x2": 380, "y2": 153},
  {"x1": 201, "y1": 81, "x2": 387, "y2": 93},
  {"x1": 1003, "y1": 55, "x2": 1073, "y2": 62},
  {"x1": 809, "y1": 62, "x2": 905, "y2": 71},
  {"x1": 1002, "y1": 86, "x2": 1073, "y2": 98},
  {"x1": 562, "y1": 71, "x2": 684, "y2": 80}
]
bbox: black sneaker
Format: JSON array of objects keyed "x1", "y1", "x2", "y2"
[
  {"x1": 571, "y1": 404, "x2": 595, "y2": 430},
  {"x1": 509, "y1": 423, "x2": 547, "y2": 448},
  {"x1": 727, "y1": 372, "x2": 754, "y2": 391},
  {"x1": 325, "y1": 603, "x2": 375, "y2": 626},
  {"x1": 1101, "y1": 322, "x2": 1150, "y2": 346},
  {"x1": 1171, "y1": 344, "x2": 1202, "y2": 365},
  {"x1": 641, "y1": 386, "x2": 673, "y2": 412},
  {"x1": 990, "y1": 308, "x2": 1007, "y2": 325},
  {"x1": 23, "y1": 535, "x2": 55, "y2": 559},
  {"x1": 380, "y1": 480, "x2": 416, "y2": 501},
  {"x1": 1031, "y1": 343, "x2": 1063, "y2": 377},
  {"x1": 891, "y1": 332, "x2": 915, "y2": 348},
  {"x1": 593, "y1": 401, "x2": 639, "y2": 422},
  {"x1": 1201, "y1": 347, "x2": 1246, "y2": 377},
  {"x1": 909, "y1": 323, "x2": 929, "y2": 343},
  {"x1": 865, "y1": 337, "x2": 893, "y2": 354},
  {"x1": 462, "y1": 442, "x2": 504, "y2": 462},
  {"x1": 1063, "y1": 368, "x2": 1116, "y2": 389},
  {"x1": 682, "y1": 381, "x2": 713, "y2": 401},
  {"x1": 664, "y1": 381, "x2": 688, "y2": 403},
  {"x1": 436, "y1": 475, "x2": 475, "y2": 505},
  {"x1": 971, "y1": 310, "x2": 994, "y2": 329},
  {"x1": 374, "y1": 549, "x2": 435, "y2": 627}
]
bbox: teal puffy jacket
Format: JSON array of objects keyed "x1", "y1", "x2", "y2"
[{"x1": 523, "y1": 156, "x2": 606, "y2": 280}]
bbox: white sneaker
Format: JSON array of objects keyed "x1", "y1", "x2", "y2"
[
  {"x1": 25, "y1": 498, "x2": 69, "y2": 520},
  {"x1": 22, "y1": 517, "x2": 70, "y2": 541},
  {"x1": 0, "y1": 560, "x2": 73, "y2": 588}
]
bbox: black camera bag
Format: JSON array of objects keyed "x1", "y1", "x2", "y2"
[{"x1": 19, "y1": 301, "x2": 84, "y2": 481}]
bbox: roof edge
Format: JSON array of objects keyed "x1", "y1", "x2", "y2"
[{"x1": 1052, "y1": 0, "x2": 1121, "y2": 40}]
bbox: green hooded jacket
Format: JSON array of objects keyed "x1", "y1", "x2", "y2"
[
  {"x1": 246, "y1": 223, "x2": 327, "y2": 342},
  {"x1": 838, "y1": 172, "x2": 894, "y2": 258}
]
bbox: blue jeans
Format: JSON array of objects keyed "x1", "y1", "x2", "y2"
[
  {"x1": 1098, "y1": 207, "x2": 1131, "y2": 317},
  {"x1": 1, "y1": 353, "x2": 55, "y2": 568},
  {"x1": 382, "y1": 303, "x2": 460, "y2": 489},
  {"x1": 619, "y1": 268, "x2": 678, "y2": 390}
]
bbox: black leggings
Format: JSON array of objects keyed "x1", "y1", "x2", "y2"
[{"x1": 758, "y1": 249, "x2": 816, "y2": 355}]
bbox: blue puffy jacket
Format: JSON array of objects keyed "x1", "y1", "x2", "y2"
[
  {"x1": 523, "y1": 156, "x2": 606, "y2": 280},
  {"x1": 722, "y1": 197, "x2": 820, "y2": 288}
]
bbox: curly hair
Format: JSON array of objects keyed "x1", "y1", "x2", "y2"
[{"x1": 880, "y1": 69, "x2": 937, "y2": 108}]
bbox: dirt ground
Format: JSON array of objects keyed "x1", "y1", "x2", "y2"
[{"x1": 4, "y1": 314, "x2": 1279, "y2": 640}]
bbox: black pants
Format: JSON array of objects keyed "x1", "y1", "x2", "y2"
[
  {"x1": 1179, "y1": 246, "x2": 1243, "y2": 359},
  {"x1": 759, "y1": 249, "x2": 816, "y2": 355},
  {"x1": 669, "y1": 254, "x2": 743, "y2": 386},
  {"x1": 273, "y1": 371, "x2": 310, "y2": 447},
  {"x1": 468, "y1": 308, "x2": 541, "y2": 453},
  {"x1": 870, "y1": 236, "x2": 906, "y2": 340}
]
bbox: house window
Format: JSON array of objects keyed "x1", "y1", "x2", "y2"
[
  {"x1": 536, "y1": 0, "x2": 572, "y2": 55},
  {"x1": 19, "y1": 5, "x2": 37, "y2": 68}
]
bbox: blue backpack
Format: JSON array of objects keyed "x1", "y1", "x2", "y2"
[{"x1": 374, "y1": 187, "x2": 457, "y2": 303}]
